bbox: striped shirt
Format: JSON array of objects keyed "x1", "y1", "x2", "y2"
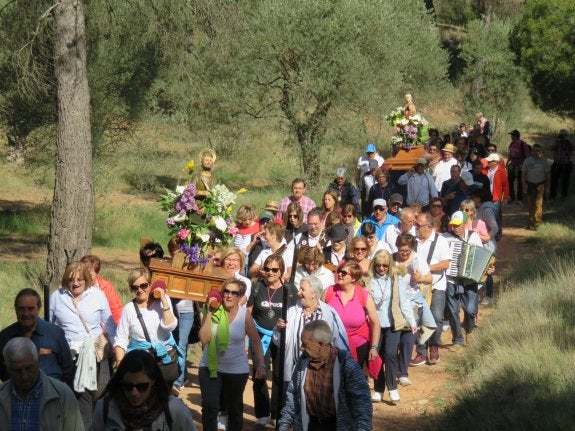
[
  {"x1": 522, "y1": 157, "x2": 549, "y2": 184},
  {"x1": 10, "y1": 377, "x2": 42, "y2": 431}
]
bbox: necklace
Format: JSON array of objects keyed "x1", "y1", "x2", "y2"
[{"x1": 266, "y1": 285, "x2": 281, "y2": 319}]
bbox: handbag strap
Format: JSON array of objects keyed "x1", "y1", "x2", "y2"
[
  {"x1": 132, "y1": 300, "x2": 152, "y2": 343},
  {"x1": 72, "y1": 299, "x2": 91, "y2": 334}
]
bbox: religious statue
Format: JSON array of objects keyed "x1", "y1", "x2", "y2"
[
  {"x1": 192, "y1": 148, "x2": 217, "y2": 199},
  {"x1": 402, "y1": 93, "x2": 416, "y2": 117}
]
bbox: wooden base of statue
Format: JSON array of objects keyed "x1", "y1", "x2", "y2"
[
  {"x1": 149, "y1": 256, "x2": 228, "y2": 302},
  {"x1": 385, "y1": 145, "x2": 439, "y2": 170}
]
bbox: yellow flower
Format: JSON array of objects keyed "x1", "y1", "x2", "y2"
[
  {"x1": 237, "y1": 188, "x2": 248, "y2": 194},
  {"x1": 183, "y1": 160, "x2": 195, "y2": 173}
]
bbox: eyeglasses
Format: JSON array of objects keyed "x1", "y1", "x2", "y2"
[
  {"x1": 121, "y1": 381, "x2": 151, "y2": 392},
  {"x1": 223, "y1": 289, "x2": 241, "y2": 297},
  {"x1": 415, "y1": 223, "x2": 430, "y2": 229},
  {"x1": 337, "y1": 270, "x2": 351, "y2": 277},
  {"x1": 353, "y1": 247, "x2": 367, "y2": 252},
  {"x1": 130, "y1": 282, "x2": 150, "y2": 292},
  {"x1": 373, "y1": 206, "x2": 386, "y2": 212},
  {"x1": 462, "y1": 209, "x2": 472, "y2": 213},
  {"x1": 263, "y1": 267, "x2": 281, "y2": 274},
  {"x1": 397, "y1": 249, "x2": 412, "y2": 254}
]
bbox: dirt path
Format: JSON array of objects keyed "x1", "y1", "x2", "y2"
[
  {"x1": 175, "y1": 203, "x2": 537, "y2": 430},
  {"x1": 0, "y1": 192, "x2": 537, "y2": 430}
]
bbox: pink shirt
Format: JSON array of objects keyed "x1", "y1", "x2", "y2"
[{"x1": 326, "y1": 285, "x2": 370, "y2": 352}]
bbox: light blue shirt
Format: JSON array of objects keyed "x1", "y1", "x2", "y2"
[
  {"x1": 50, "y1": 287, "x2": 116, "y2": 346},
  {"x1": 370, "y1": 273, "x2": 416, "y2": 328},
  {"x1": 358, "y1": 213, "x2": 399, "y2": 240}
]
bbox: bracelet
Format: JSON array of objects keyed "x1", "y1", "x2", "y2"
[
  {"x1": 371, "y1": 345, "x2": 379, "y2": 350},
  {"x1": 163, "y1": 308, "x2": 170, "y2": 311}
]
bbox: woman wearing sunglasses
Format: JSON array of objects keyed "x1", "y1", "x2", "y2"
[
  {"x1": 91, "y1": 349, "x2": 195, "y2": 431},
  {"x1": 324, "y1": 261, "x2": 380, "y2": 369},
  {"x1": 247, "y1": 255, "x2": 298, "y2": 429},
  {"x1": 199, "y1": 279, "x2": 266, "y2": 431},
  {"x1": 113, "y1": 268, "x2": 181, "y2": 388},
  {"x1": 368, "y1": 251, "x2": 415, "y2": 404},
  {"x1": 347, "y1": 235, "x2": 372, "y2": 276},
  {"x1": 49, "y1": 261, "x2": 116, "y2": 429},
  {"x1": 282, "y1": 202, "x2": 307, "y2": 245}
]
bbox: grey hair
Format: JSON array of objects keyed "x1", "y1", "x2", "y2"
[
  {"x1": 3, "y1": 337, "x2": 38, "y2": 365},
  {"x1": 300, "y1": 276, "x2": 323, "y2": 299},
  {"x1": 302, "y1": 320, "x2": 332, "y2": 344},
  {"x1": 336, "y1": 167, "x2": 347, "y2": 178}
]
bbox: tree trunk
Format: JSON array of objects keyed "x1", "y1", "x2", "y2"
[
  {"x1": 297, "y1": 124, "x2": 321, "y2": 189},
  {"x1": 45, "y1": 0, "x2": 93, "y2": 287}
]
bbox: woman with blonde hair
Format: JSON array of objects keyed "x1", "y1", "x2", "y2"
[
  {"x1": 368, "y1": 251, "x2": 414, "y2": 404},
  {"x1": 347, "y1": 236, "x2": 371, "y2": 275}
]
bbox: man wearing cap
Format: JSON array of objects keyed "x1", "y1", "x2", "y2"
[
  {"x1": 278, "y1": 178, "x2": 317, "y2": 223},
  {"x1": 357, "y1": 143, "x2": 384, "y2": 185},
  {"x1": 322, "y1": 224, "x2": 349, "y2": 267},
  {"x1": 382, "y1": 207, "x2": 416, "y2": 253},
  {"x1": 506, "y1": 130, "x2": 531, "y2": 204},
  {"x1": 485, "y1": 152, "x2": 509, "y2": 240},
  {"x1": 263, "y1": 200, "x2": 281, "y2": 223},
  {"x1": 442, "y1": 211, "x2": 483, "y2": 347},
  {"x1": 359, "y1": 159, "x2": 379, "y2": 218},
  {"x1": 522, "y1": 144, "x2": 550, "y2": 230},
  {"x1": 440, "y1": 165, "x2": 470, "y2": 216},
  {"x1": 358, "y1": 198, "x2": 399, "y2": 241},
  {"x1": 550, "y1": 129, "x2": 573, "y2": 199},
  {"x1": 432, "y1": 143, "x2": 458, "y2": 191},
  {"x1": 412, "y1": 212, "x2": 451, "y2": 365},
  {"x1": 398, "y1": 157, "x2": 438, "y2": 211},
  {"x1": 328, "y1": 168, "x2": 360, "y2": 214},
  {"x1": 388, "y1": 193, "x2": 404, "y2": 218}
]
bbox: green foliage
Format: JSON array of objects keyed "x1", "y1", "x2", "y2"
[
  {"x1": 457, "y1": 20, "x2": 529, "y2": 131},
  {"x1": 511, "y1": 0, "x2": 575, "y2": 117}
]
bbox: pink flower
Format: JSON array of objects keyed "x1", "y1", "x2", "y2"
[
  {"x1": 228, "y1": 226, "x2": 239, "y2": 236},
  {"x1": 178, "y1": 229, "x2": 191, "y2": 241}
]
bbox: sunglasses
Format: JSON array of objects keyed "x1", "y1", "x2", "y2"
[
  {"x1": 288, "y1": 214, "x2": 299, "y2": 219},
  {"x1": 337, "y1": 270, "x2": 351, "y2": 277},
  {"x1": 130, "y1": 282, "x2": 149, "y2": 292},
  {"x1": 121, "y1": 381, "x2": 151, "y2": 392},
  {"x1": 223, "y1": 288, "x2": 241, "y2": 297},
  {"x1": 263, "y1": 267, "x2": 281, "y2": 274},
  {"x1": 353, "y1": 247, "x2": 367, "y2": 252},
  {"x1": 373, "y1": 206, "x2": 386, "y2": 212}
]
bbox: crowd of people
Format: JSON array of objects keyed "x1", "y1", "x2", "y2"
[{"x1": 0, "y1": 122, "x2": 572, "y2": 431}]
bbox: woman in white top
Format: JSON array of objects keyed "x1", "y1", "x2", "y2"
[
  {"x1": 198, "y1": 279, "x2": 265, "y2": 431},
  {"x1": 113, "y1": 268, "x2": 180, "y2": 387},
  {"x1": 50, "y1": 261, "x2": 116, "y2": 429},
  {"x1": 248, "y1": 222, "x2": 293, "y2": 281},
  {"x1": 221, "y1": 246, "x2": 252, "y2": 304}
]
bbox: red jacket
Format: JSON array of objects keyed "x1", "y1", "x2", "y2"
[
  {"x1": 97, "y1": 276, "x2": 123, "y2": 325},
  {"x1": 488, "y1": 167, "x2": 509, "y2": 202}
]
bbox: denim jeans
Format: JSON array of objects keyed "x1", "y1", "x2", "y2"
[
  {"x1": 446, "y1": 281, "x2": 478, "y2": 345},
  {"x1": 198, "y1": 367, "x2": 248, "y2": 431},
  {"x1": 416, "y1": 289, "x2": 446, "y2": 356},
  {"x1": 174, "y1": 311, "x2": 194, "y2": 388},
  {"x1": 374, "y1": 328, "x2": 401, "y2": 393}
]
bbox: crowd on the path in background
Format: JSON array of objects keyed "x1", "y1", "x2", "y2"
[{"x1": 0, "y1": 120, "x2": 572, "y2": 431}]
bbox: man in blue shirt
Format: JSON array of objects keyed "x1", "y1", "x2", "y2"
[
  {"x1": 358, "y1": 198, "x2": 399, "y2": 240},
  {"x1": 0, "y1": 289, "x2": 73, "y2": 384}
]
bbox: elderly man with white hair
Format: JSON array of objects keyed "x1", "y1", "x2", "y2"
[{"x1": 0, "y1": 337, "x2": 84, "y2": 430}]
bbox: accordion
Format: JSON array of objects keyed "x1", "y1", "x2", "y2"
[{"x1": 447, "y1": 241, "x2": 493, "y2": 283}]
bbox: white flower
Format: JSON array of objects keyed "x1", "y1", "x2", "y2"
[
  {"x1": 214, "y1": 216, "x2": 228, "y2": 232},
  {"x1": 411, "y1": 114, "x2": 421, "y2": 122},
  {"x1": 175, "y1": 185, "x2": 185, "y2": 194},
  {"x1": 173, "y1": 213, "x2": 186, "y2": 223},
  {"x1": 199, "y1": 233, "x2": 210, "y2": 243},
  {"x1": 400, "y1": 118, "x2": 409, "y2": 126}
]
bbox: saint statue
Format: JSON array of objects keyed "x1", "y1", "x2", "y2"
[
  {"x1": 402, "y1": 93, "x2": 416, "y2": 117},
  {"x1": 192, "y1": 148, "x2": 217, "y2": 199}
]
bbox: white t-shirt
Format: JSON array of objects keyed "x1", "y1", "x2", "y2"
[
  {"x1": 433, "y1": 157, "x2": 458, "y2": 191},
  {"x1": 416, "y1": 231, "x2": 451, "y2": 291},
  {"x1": 357, "y1": 154, "x2": 385, "y2": 176},
  {"x1": 382, "y1": 224, "x2": 417, "y2": 253},
  {"x1": 254, "y1": 240, "x2": 294, "y2": 275}
]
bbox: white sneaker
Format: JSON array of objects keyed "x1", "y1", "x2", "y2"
[
  {"x1": 256, "y1": 416, "x2": 270, "y2": 429},
  {"x1": 398, "y1": 376, "x2": 412, "y2": 386},
  {"x1": 371, "y1": 391, "x2": 382, "y2": 402},
  {"x1": 389, "y1": 389, "x2": 400, "y2": 404},
  {"x1": 442, "y1": 324, "x2": 450, "y2": 332},
  {"x1": 481, "y1": 297, "x2": 493, "y2": 306},
  {"x1": 217, "y1": 414, "x2": 228, "y2": 430}
]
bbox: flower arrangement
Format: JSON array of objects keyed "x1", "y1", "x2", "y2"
[
  {"x1": 386, "y1": 107, "x2": 429, "y2": 149},
  {"x1": 160, "y1": 161, "x2": 243, "y2": 267}
]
